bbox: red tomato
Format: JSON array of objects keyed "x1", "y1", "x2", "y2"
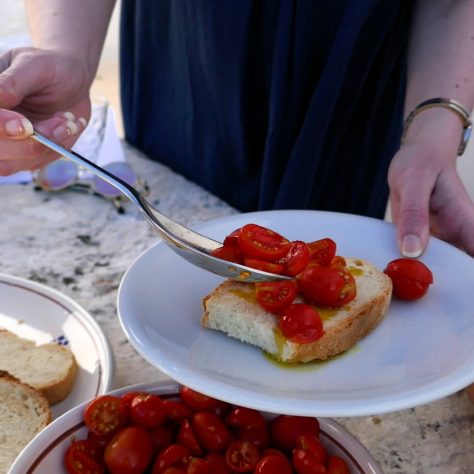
[
  {"x1": 120, "y1": 391, "x2": 145, "y2": 412},
  {"x1": 188, "y1": 457, "x2": 211, "y2": 474},
  {"x1": 211, "y1": 245, "x2": 243, "y2": 264},
  {"x1": 180, "y1": 386, "x2": 230, "y2": 413},
  {"x1": 192, "y1": 412, "x2": 232, "y2": 452},
  {"x1": 278, "y1": 304, "x2": 324, "y2": 344},
  {"x1": 64, "y1": 440, "x2": 104, "y2": 474},
  {"x1": 238, "y1": 224, "x2": 291, "y2": 261},
  {"x1": 307, "y1": 238, "x2": 337, "y2": 266},
  {"x1": 86, "y1": 430, "x2": 114, "y2": 452},
  {"x1": 278, "y1": 241, "x2": 311, "y2": 276},
  {"x1": 205, "y1": 452, "x2": 232, "y2": 474},
  {"x1": 161, "y1": 468, "x2": 187, "y2": 474},
  {"x1": 225, "y1": 407, "x2": 267, "y2": 430},
  {"x1": 270, "y1": 415, "x2": 320, "y2": 452},
  {"x1": 83, "y1": 395, "x2": 127, "y2": 437},
  {"x1": 298, "y1": 265, "x2": 356, "y2": 307},
  {"x1": 384, "y1": 258, "x2": 433, "y2": 300},
  {"x1": 292, "y1": 448, "x2": 327, "y2": 474},
  {"x1": 177, "y1": 419, "x2": 203, "y2": 456},
  {"x1": 327, "y1": 455, "x2": 350, "y2": 474},
  {"x1": 223, "y1": 228, "x2": 242, "y2": 248},
  {"x1": 152, "y1": 444, "x2": 191, "y2": 473},
  {"x1": 150, "y1": 424, "x2": 174, "y2": 452},
  {"x1": 254, "y1": 454, "x2": 292, "y2": 474},
  {"x1": 163, "y1": 399, "x2": 193, "y2": 422},
  {"x1": 243, "y1": 257, "x2": 285, "y2": 274},
  {"x1": 130, "y1": 393, "x2": 167, "y2": 428},
  {"x1": 104, "y1": 426, "x2": 154, "y2": 474},
  {"x1": 255, "y1": 280, "x2": 297, "y2": 314},
  {"x1": 225, "y1": 441, "x2": 260, "y2": 472},
  {"x1": 296, "y1": 434, "x2": 328, "y2": 465},
  {"x1": 236, "y1": 426, "x2": 269, "y2": 450},
  {"x1": 330, "y1": 256, "x2": 347, "y2": 269}
]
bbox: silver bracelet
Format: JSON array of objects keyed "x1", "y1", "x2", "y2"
[{"x1": 401, "y1": 98, "x2": 472, "y2": 155}]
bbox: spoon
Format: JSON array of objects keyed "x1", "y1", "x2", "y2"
[{"x1": 31, "y1": 132, "x2": 290, "y2": 283}]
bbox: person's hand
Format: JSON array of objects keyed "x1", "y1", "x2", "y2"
[
  {"x1": 388, "y1": 109, "x2": 474, "y2": 257},
  {"x1": 0, "y1": 46, "x2": 92, "y2": 175}
]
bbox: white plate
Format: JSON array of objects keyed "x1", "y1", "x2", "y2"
[
  {"x1": 0, "y1": 273, "x2": 114, "y2": 419},
  {"x1": 117, "y1": 210, "x2": 474, "y2": 417},
  {"x1": 8, "y1": 380, "x2": 383, "y2": 474}
]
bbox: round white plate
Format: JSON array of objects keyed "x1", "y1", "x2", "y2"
[
  {"x1": 117, "y1": 210, "x2": 474, "y2": 417},
  {"x1": 9, "y1": 380, "x2": 383, "y2": 474},
  {"x1": 0, "y1": 274, "x2": 114, "y2": 419}
]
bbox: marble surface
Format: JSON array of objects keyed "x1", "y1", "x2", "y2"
[{"x1": 1, "y1": 144, "x2": 473, "y2": 474}]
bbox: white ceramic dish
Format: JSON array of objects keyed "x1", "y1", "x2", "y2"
[
  {"x1": 0, "y1": 273, "x2": 114, "y2": 419},
  {"x1": 117, "y1": 210, "x2": 474, "y2": 417},
  {"x1": 8, "y1": 380, "x2": 384, "y2": 474}
]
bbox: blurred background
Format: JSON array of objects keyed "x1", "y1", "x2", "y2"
[{"x1": 1, "y1": 0, "x2": 474, "y2": 203}]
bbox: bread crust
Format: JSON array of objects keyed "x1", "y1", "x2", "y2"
[{"x1": 202, "y1": 258, "x2": 392, "y2": 363}]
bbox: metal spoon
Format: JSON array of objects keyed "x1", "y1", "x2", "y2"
[{"x1": 31, "y1": 132, "x2": 290, "y2": 283}]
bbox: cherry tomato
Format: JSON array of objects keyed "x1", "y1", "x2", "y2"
[
  {"x1": 296, "y1": 434, "x2": 328, "y2": 465},
  {"x1": 177, "y1": 419, "x2": 203, "y2": 455},
  {"x1": 254, "y1": 454, "x2": 292, "y2": 474},
  {"x1": 224, "y1": 441, "x2": 260, "y2": 472},
  {"x1": 152, "y1": 444, "x2": 191, "y2": 473},
  {"x1": 130, "y1": 393, "x2": 167, "y2": 428},
  {"x1": 211, "y1": 245, "x2": 243, "y2": 264},
  {"x1": 104, "y1": 426, "x2": 154, "y2": 474},
  {"x1": 238, "y1": 224, "x2": 291, "y2": 261},
  {"x1": 120, "y1": 391, "x2": 145, "y2": 412},
  {"x1": 307, "y1": 238, "x2": 337, "y2": 266},
  {"x1": 225, "y1": 407, "x2": 267, "y2": 430},
  {"x1": 279, "y1": 304, "x2": 324, "y2": 344},
  {"x1": 384, "y1": 258, "x2": 433, "y2": 300},
  {"x1": 236, "y1": 426, "x2": 269, "y2": 450},
  {"x1": 161, "y1": 468, "x2": 187, "y2": 474},
  {"x1": 327, "y1": 455, "x2": 350, "y2": 474},
  {"x1": 64, "y1": 440, "x2": 104, "y2": 474},
  {"x1": 86, "y1": 430, "x2": 114, "y2": 452},
  {"x1": 278, "y1": 241, "x2": 311, "y2": 276},
  {"x1": 330, "y1": 256, "x2": 347, "y2": 269},
  {"x1": 243, "y1": 257, "x2": 285, "y2": 274},
  {"x1": 270, "y1": 415, "x2": 320, "y2": 452},
  {"x1": 292, "y1": 448, "x2": 327, "y2": 474},
  {"x1": 188, "y1": 457, "x2": 211, "y2": 474},
  {"x1": 150, "y1": 424, "x2": 174, "y2": 452},
  {"x1": 84, "y1": 395, "x2": 127, "y2": 437},
  {"x1": 163, "y1": 399, "x2": 193, "y2": 422},
  {"x1": 180, "y1": 386, "x2": 230, "y2": 413},
  {"x1": 223, "y1": 228, "x2": 242, "y2": 248},
  {"x1": 192, "y1": 412, "x2": 232, "y2": 451},
  {"x1": 205, "y1": 452, "x2": 232, "y2": 474},
  {"x1": 255, "y1": 280, "x2": 297, "y2": 314},
  {"x1": 298, "y1": 265, "x2": 356, "y2": 307}
]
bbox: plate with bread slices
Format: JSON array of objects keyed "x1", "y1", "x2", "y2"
[
  {"x1": 118, "y1": 210, "x2": 474, "y2": 417},
  {"x1": 0, "y1": 273, "x2": 114, "y2": 472}
]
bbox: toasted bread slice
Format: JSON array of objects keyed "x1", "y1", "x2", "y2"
[
  {"x1": 0, "y1": 330, "x2": 78, "y2": 405},
  {"x1": 0, "y1": 370, "x2": 51, "y2": 473},
  {"x1": 202, "y1": 258, "x2": 392, "y2": 363}
]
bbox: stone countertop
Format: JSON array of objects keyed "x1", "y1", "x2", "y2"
[{"x1": 0, "y1": 143, "x2": 473, "y2": 474}]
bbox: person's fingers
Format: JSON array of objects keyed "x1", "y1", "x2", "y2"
[{"x1": 0, "y1": 109, "x2": 33, "y2": 139}]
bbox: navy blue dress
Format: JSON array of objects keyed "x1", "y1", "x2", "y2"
[{"x1": 120, "y1": 1, "x2": 413, "y2": 218}]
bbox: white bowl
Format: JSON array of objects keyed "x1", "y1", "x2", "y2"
[{"x1": 9, "y1": 381, "x2": 384, "y2": 474}]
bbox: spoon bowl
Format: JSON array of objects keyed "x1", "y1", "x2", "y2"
[{"x1": 31, "y1": 132, "x2": 290, "y2": 283}]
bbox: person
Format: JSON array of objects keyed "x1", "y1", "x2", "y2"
[{"x1": 0, "y1": 0, "x2": 473, "y2": 261}]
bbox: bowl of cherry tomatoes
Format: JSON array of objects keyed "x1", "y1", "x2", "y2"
[{"x1": 8, "y1": 381, "x2": 383, "y2": 474}]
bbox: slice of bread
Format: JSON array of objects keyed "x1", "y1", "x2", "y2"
[
  {"x1": 202, "y1": 258, "x2": 392, "y2": 363},
  {"x1": 0, "y1": 330, "x2": 78, "y2": 405},
  {"x1": 0, "y1": 371, "x2": 51, "y2": 474}
]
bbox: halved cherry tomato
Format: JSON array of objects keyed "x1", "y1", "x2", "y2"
[
  {"x1": 278, "y1": 241, "x2": 311, "y2": 276},
  {"x1": 225, "y1": 441, "x2": 260, "y2": 472},
  {"x1": 330, "y1": 256, "x2": 347, "y2": 269},
  {"x1": 270, "y1": 415, "x2": 320, "y2": 452},
  {"x1": 83, "y1": 395, "x2": 127, "y2": 437},
  {"x1": 152, "y1": 444, "x2": 191, "y2": 473},
  {"x1": 130, "y1": 393, "x2": 167, "y2": 428},
  {"x1": 180, "y1": 386, "x2": 230, "y2": 413},
  {"x1": 177, "y1": 419, "x2": 203, "y2": 456},
  {"x1": 64, "y1": 440, "x2": 104, "y2": 474},
  {"x1": 298, "y1": 265, "x2": 356, "y2": 307},
  {"x1": 279, "y1": 304, "x2": 323, "y2": 344},
  {"x1": 223, "y1": 228, "x2": 242, "y2": 248},
  {"x1": 205, "y1": 452, "x2": 232, "y2": 474},
  {"x1": 296, "y1": 434, "x2": 327, "y2": 465},
  {"x1": 238, "y1": 224, "x2": 291, "y2": 261},
  {"x1": 192, "y1": 412, "x2": 232, "y2": 452},
  {"x1": 255, "y1": 280, "x2": 297, "y2": 314},
  {"x1": 243, "y1": 257, "x2": 285, "y2": 274},
  {"x1": 307, "y1": 238, "x2": 337, "y2": 266},
  {"x1": 104, "y1": 426, "x2": 154, "y2": 474},
  {"x1": 292, "y1": 448, "x2": 327, "y2": 474},
  {"x1": 327, "y1": 455, "x2": 350, "y2": 474},
  {"x1": 211, "y1": 245, "x2": 243, "y2": 264},
  {"x1": 254, "y1": 454, "x2": 292, "y2": 474},
  {"x1": 384, "y1": 258, "x2": 433, "y2": 300}
]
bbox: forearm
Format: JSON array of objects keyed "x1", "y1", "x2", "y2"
[
  {"x1": 25, "y1": 0, "x2": 116, "y2": 84},
  {"x1": 404, "y1": 0, "x2": 474, "y2": 147}
]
